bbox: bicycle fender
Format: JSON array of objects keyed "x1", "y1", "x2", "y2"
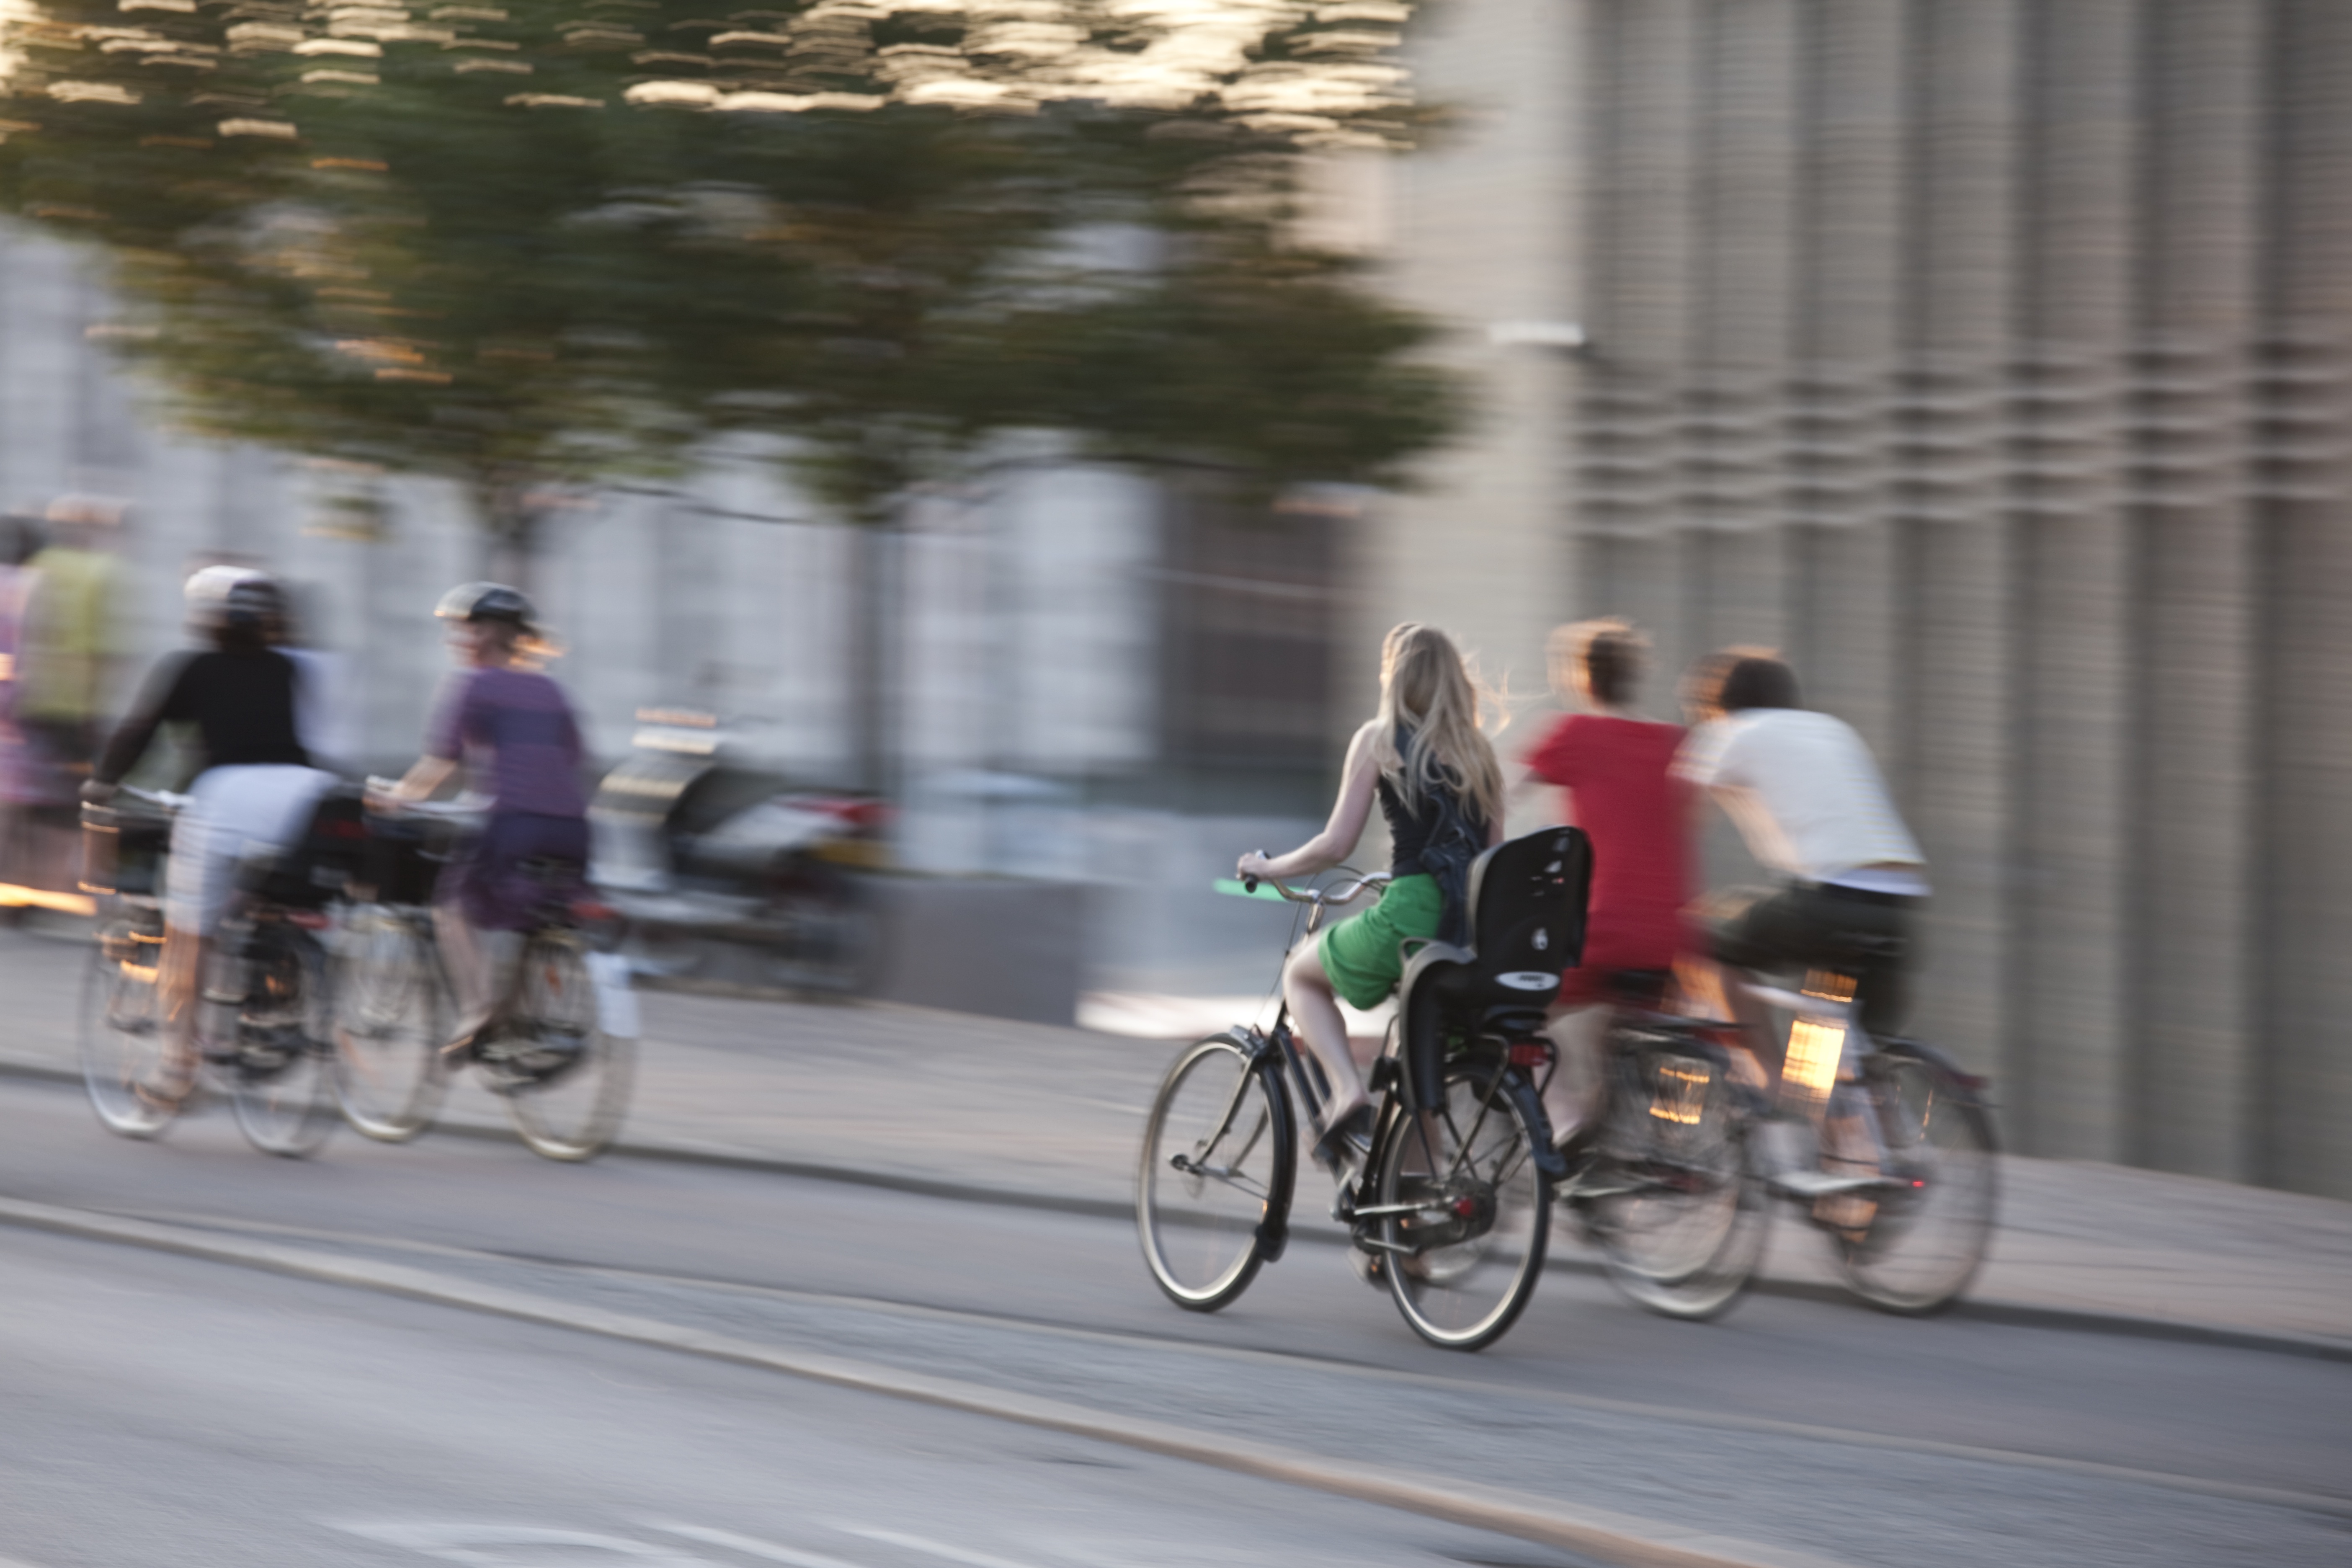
[
  {"x1": 585, "y1": 952, "x2": 641, "y2": 1039},
  {"x1": 1255, "y1": 1211, "x2": 1289, "y2": 1264},
  {"x1": 1511, "y1": 1070, "x2": 1571, "y2": 1182},
  {"x1": 1878, "y1": 1036, "x2": 1996, "y2": 1106}
]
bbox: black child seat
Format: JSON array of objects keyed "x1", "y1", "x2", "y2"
[{"x1": 1392, "y1": 825, "x2": 1594, "y2": 1138}]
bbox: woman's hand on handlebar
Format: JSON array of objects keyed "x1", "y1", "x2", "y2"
[
  {"x1": 79, "y1": 779, "x2": 118, "y2": 806},
  {"x1": 1235, "y1": 849, "x2": 1274, "y2": 887}
]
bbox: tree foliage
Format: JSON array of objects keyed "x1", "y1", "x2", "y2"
[{"x1": 0, "y1": 0, "x2": 1462, "y2": 540}]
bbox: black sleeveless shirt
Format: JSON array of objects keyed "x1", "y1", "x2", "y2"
[{"x1": 1377, "y1": 732, "x2": 1486, "y2": 878}]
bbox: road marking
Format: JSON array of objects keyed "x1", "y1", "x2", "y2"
[
  {"x1": 336, "y1": 1522, "x2": 712, "y2": 1566},
  {"x1": 836, "y1": 1527, "x2": 1041, "y2": 1568},
  {"x1": 0, "y1": 1193, "x2": 1852, "y2": 1568},
  {"x1": 643, "y1": 1523, "x2": 868, "y2": 1568},
  {"x1": 83, "y1": 1199, "x2": 2352, "y2": 1524}
]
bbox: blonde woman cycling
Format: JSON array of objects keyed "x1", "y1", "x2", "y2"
[{"x1": 1236, "y1": 623, "x2": 1504, "y2": 1175}]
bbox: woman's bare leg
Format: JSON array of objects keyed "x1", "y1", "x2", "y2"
[
  {"x1": 153, "y1": 923, "x2": 204, "y2": 1096},
  {"x1": 1283, "y1": 942, "x2": 1364, "y2": 1130},
  {"x1": 433, "y1": 900, "x2": 496, "y2": 1043}
]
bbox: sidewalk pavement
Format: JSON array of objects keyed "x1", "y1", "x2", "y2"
[{"x1": 4, "y1": 924, "x2": 2346, "y2": 1357}]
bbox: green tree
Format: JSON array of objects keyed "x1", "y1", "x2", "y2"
[{"x1": 0, "y1": 0, "x2": 1464, "y2": 774}]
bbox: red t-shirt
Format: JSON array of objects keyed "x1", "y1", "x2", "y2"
[{"x1": 1524, "y1": 713, "x2": 1695, "y2": 988}]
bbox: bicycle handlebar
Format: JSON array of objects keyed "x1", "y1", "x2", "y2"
[
  {"x1": 114, "y1": 785, "x2": 193, "y2": 814},
  {"x1": 1214, "y1": 871, "x2": 1393, "y2": 908},
  {"x1": 363, "y1": 779, "x2": 492, "y2": 824}
]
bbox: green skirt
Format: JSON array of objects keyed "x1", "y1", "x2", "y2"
[{"x1": 1317, "y1": 873, "x2": 1442, "y2": 1011}]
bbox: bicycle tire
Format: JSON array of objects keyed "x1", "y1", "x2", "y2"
[
  {"x1": 500, "y1": 931, "x2": 633, "y2": 1162},
  {"x1": 1831, "y1": 1042, "x2": 1999, "y2": 1314},
  {"x1": 1375, "y1": 1057, "x2": 1551, "y2": 1351},
  {"x1": 1137, "y1": 1033, "x2": 1295, "y2": 1312},
  {"x1": 331, "y1": 906, "x2": 449, "y2": 1142},
  {"x1": 1581, "y1": 1032, "x2": 1770, "y2": 1321},
  {"x1": 79, "y1": 916, "x2": 179, "y2": 1140},
  {"x1": 227, "y1": 924, "x2": 339, "y2": 1159}
]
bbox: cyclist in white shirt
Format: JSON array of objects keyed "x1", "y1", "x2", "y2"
[{"x1": 1674, "y1": 652, "x2": 1927, "y2": 1040}]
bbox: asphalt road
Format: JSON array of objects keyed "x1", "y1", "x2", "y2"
[{"x1": 3, "y1": 1073, "x2": 2347, "y2": 1568}]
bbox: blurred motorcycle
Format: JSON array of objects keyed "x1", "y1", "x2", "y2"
[{"x1": 590, "y1": 709, "x2": 887, "y2": 995}]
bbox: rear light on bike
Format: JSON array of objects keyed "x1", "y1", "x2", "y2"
[
  {"x1": 570, "y1": 898, "x2": 615, "y2": 923},
  {"x1": 287, "y1": 910, "x2": 332, "y2": 931},
  {"x1": 1507, "y1": 1042, "x2": 1552, "y2": 1068}
]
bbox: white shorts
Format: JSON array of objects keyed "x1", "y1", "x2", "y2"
[{"x1": 165, "y1": 765, "x2": 339, "y2": 936}]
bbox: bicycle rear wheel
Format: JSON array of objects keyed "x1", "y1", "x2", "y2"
[
  {"x1": 1832, "y1": 1042, "x2": 1998, "y2": 1313},
  {"x1": 500, "y1": 931, "x2": 633, "y2": 1162},
  {"x1": 228, "y1": 924, "x2": 339, "y2": 1158},
  {"x1": 1375, "y1": 1059, "x2": 1550, "y2": 1351},
  {"x1": 1137, "y1": 1034, "x2": 1294, "y2": 1312},
  {"x1": 79, "y1": 916, "x2": 179, "y2": 1139},
  {"x1": 1580, "y1": 1033, "x2": 1769, "y2": 1321},
  {"x1": 331, "y1": 906, "x2": 449, "y2": 1142}
]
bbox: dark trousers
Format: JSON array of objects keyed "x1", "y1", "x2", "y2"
[
  {"x1": 1704, "y1": 881, "x2": 1920, "y2": 1040},
  {"x1": 443, "y1": 811, "x2": 590, "y2": 932}
]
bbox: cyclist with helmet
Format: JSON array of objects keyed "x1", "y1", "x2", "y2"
[
  {"x1": 83, "y1": 566, "x2": 336, "y2": 1095},
  {"x1": 371, "y1": 583, "x2": 589, "y2": 1057}
]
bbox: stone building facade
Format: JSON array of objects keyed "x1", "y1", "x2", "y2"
[{"x1": 1371, "y1": 0, "x2": 2352, "y2": 1197}]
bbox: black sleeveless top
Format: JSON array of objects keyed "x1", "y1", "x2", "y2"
[{"x1": 1377, "y1": 732, "x2": 1486, "y2": 878}]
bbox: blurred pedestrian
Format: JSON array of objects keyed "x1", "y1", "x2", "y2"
[
  {"x1": 1520, "y1": 618, "x2": 1697, "y2": 1147},
  {"x1": 15, "y1": 495, "x2": 127, "y2": 893},
  {"x1": 0, "y1": 511, "x2": 46, "y2": 906}
]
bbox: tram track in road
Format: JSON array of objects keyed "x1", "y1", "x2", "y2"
[{"x1": 13, "y1": 1193, "x2": 2352, "y2": 1531}]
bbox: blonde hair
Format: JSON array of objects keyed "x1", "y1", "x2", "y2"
[{"x1": 1371, "y1": 623, "x2": 1504, "y2": 828}]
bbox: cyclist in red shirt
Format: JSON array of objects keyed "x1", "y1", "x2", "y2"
[{"x1": 1522, "y1": 619, "x2": 1697, "y2": 1142}]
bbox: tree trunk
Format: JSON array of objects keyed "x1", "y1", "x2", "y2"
[
  {"x1": 845, "y1": 519, "x2": 899, "y2": 796},
  {"x1": 471, "y1": 473, "x2": 544, "y2": 594}
]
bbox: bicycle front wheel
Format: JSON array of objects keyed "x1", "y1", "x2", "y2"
[
  {"x1": 228, "y1": 925, "x2": 339, "y2": 1158},
  {"x1": 1581, "y1": 1035, "x2": 1770, "y2": 1321},
  {"x1": 331, "y1": 906, "x2": 449, "y2": 1142},
  {"x1": 1832, "y1": 1042, "x2": 1998, "y2": 1313},
  {"x1": 1137, "y1": 1034, "x2": 1293, "y2": 1312},
  {"x1": 1375, "y1": 1060, "x2": 1551, "y2": 1351},
  {"x1": 79, "y1": 916, "x2": 178, "y2": 1139},
  {"x1": 500, "y1": 931, "x2": 634, "y2": 1162}
]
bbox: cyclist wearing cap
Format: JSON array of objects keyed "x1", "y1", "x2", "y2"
[
  {"x1": 372, "y1": 583, "x2": 588, "y2": 1055},
  {"x1": 84, "y1": 566, "x2": 336, "y2": 1094}
]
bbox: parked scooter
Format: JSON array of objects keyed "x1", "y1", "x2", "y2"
[{"x1": 591, "y1": 709, "x2": 887, "y2": 994}]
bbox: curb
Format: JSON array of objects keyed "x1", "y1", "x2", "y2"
[
  {"x1": 0, "y1": 1193, "x2": 1858, "y2": 1568},
  {"x1": 5, "y1": 1054, "x2": 2346, "y2": 1366}
]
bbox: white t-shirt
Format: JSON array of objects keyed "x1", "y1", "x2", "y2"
[{"x1": 1674, "y1": 708, "x2": 1928, "y2": 890}]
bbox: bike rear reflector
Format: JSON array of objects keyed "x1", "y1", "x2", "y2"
[
  {"x1": 571, "y1": 898, "x2": 615, "y2": 922},
  {"x1": 1507, "y1": 1042, "x2": 1551, "y2": 1068},
  {"x1": 288, "y1": 910, "x2": 333, "y2": 930}
]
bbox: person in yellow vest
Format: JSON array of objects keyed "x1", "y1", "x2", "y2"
[{"x1": 14, "y1": 496, "x2": 128, "y2": 894}]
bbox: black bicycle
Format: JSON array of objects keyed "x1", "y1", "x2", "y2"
[
  {"x1": 332, "y1": 791, "x2": 635, "y2": 1162},
  {"x1": 79, "y1": 784, "x2": 348, "y2": 1157},
  {"x1": 1565, "y1": 963, "x2": 1997, "y2": 1319},
  {"x1": 1137, "y1": 828, "x2": 1590, "y2": 1351}
]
